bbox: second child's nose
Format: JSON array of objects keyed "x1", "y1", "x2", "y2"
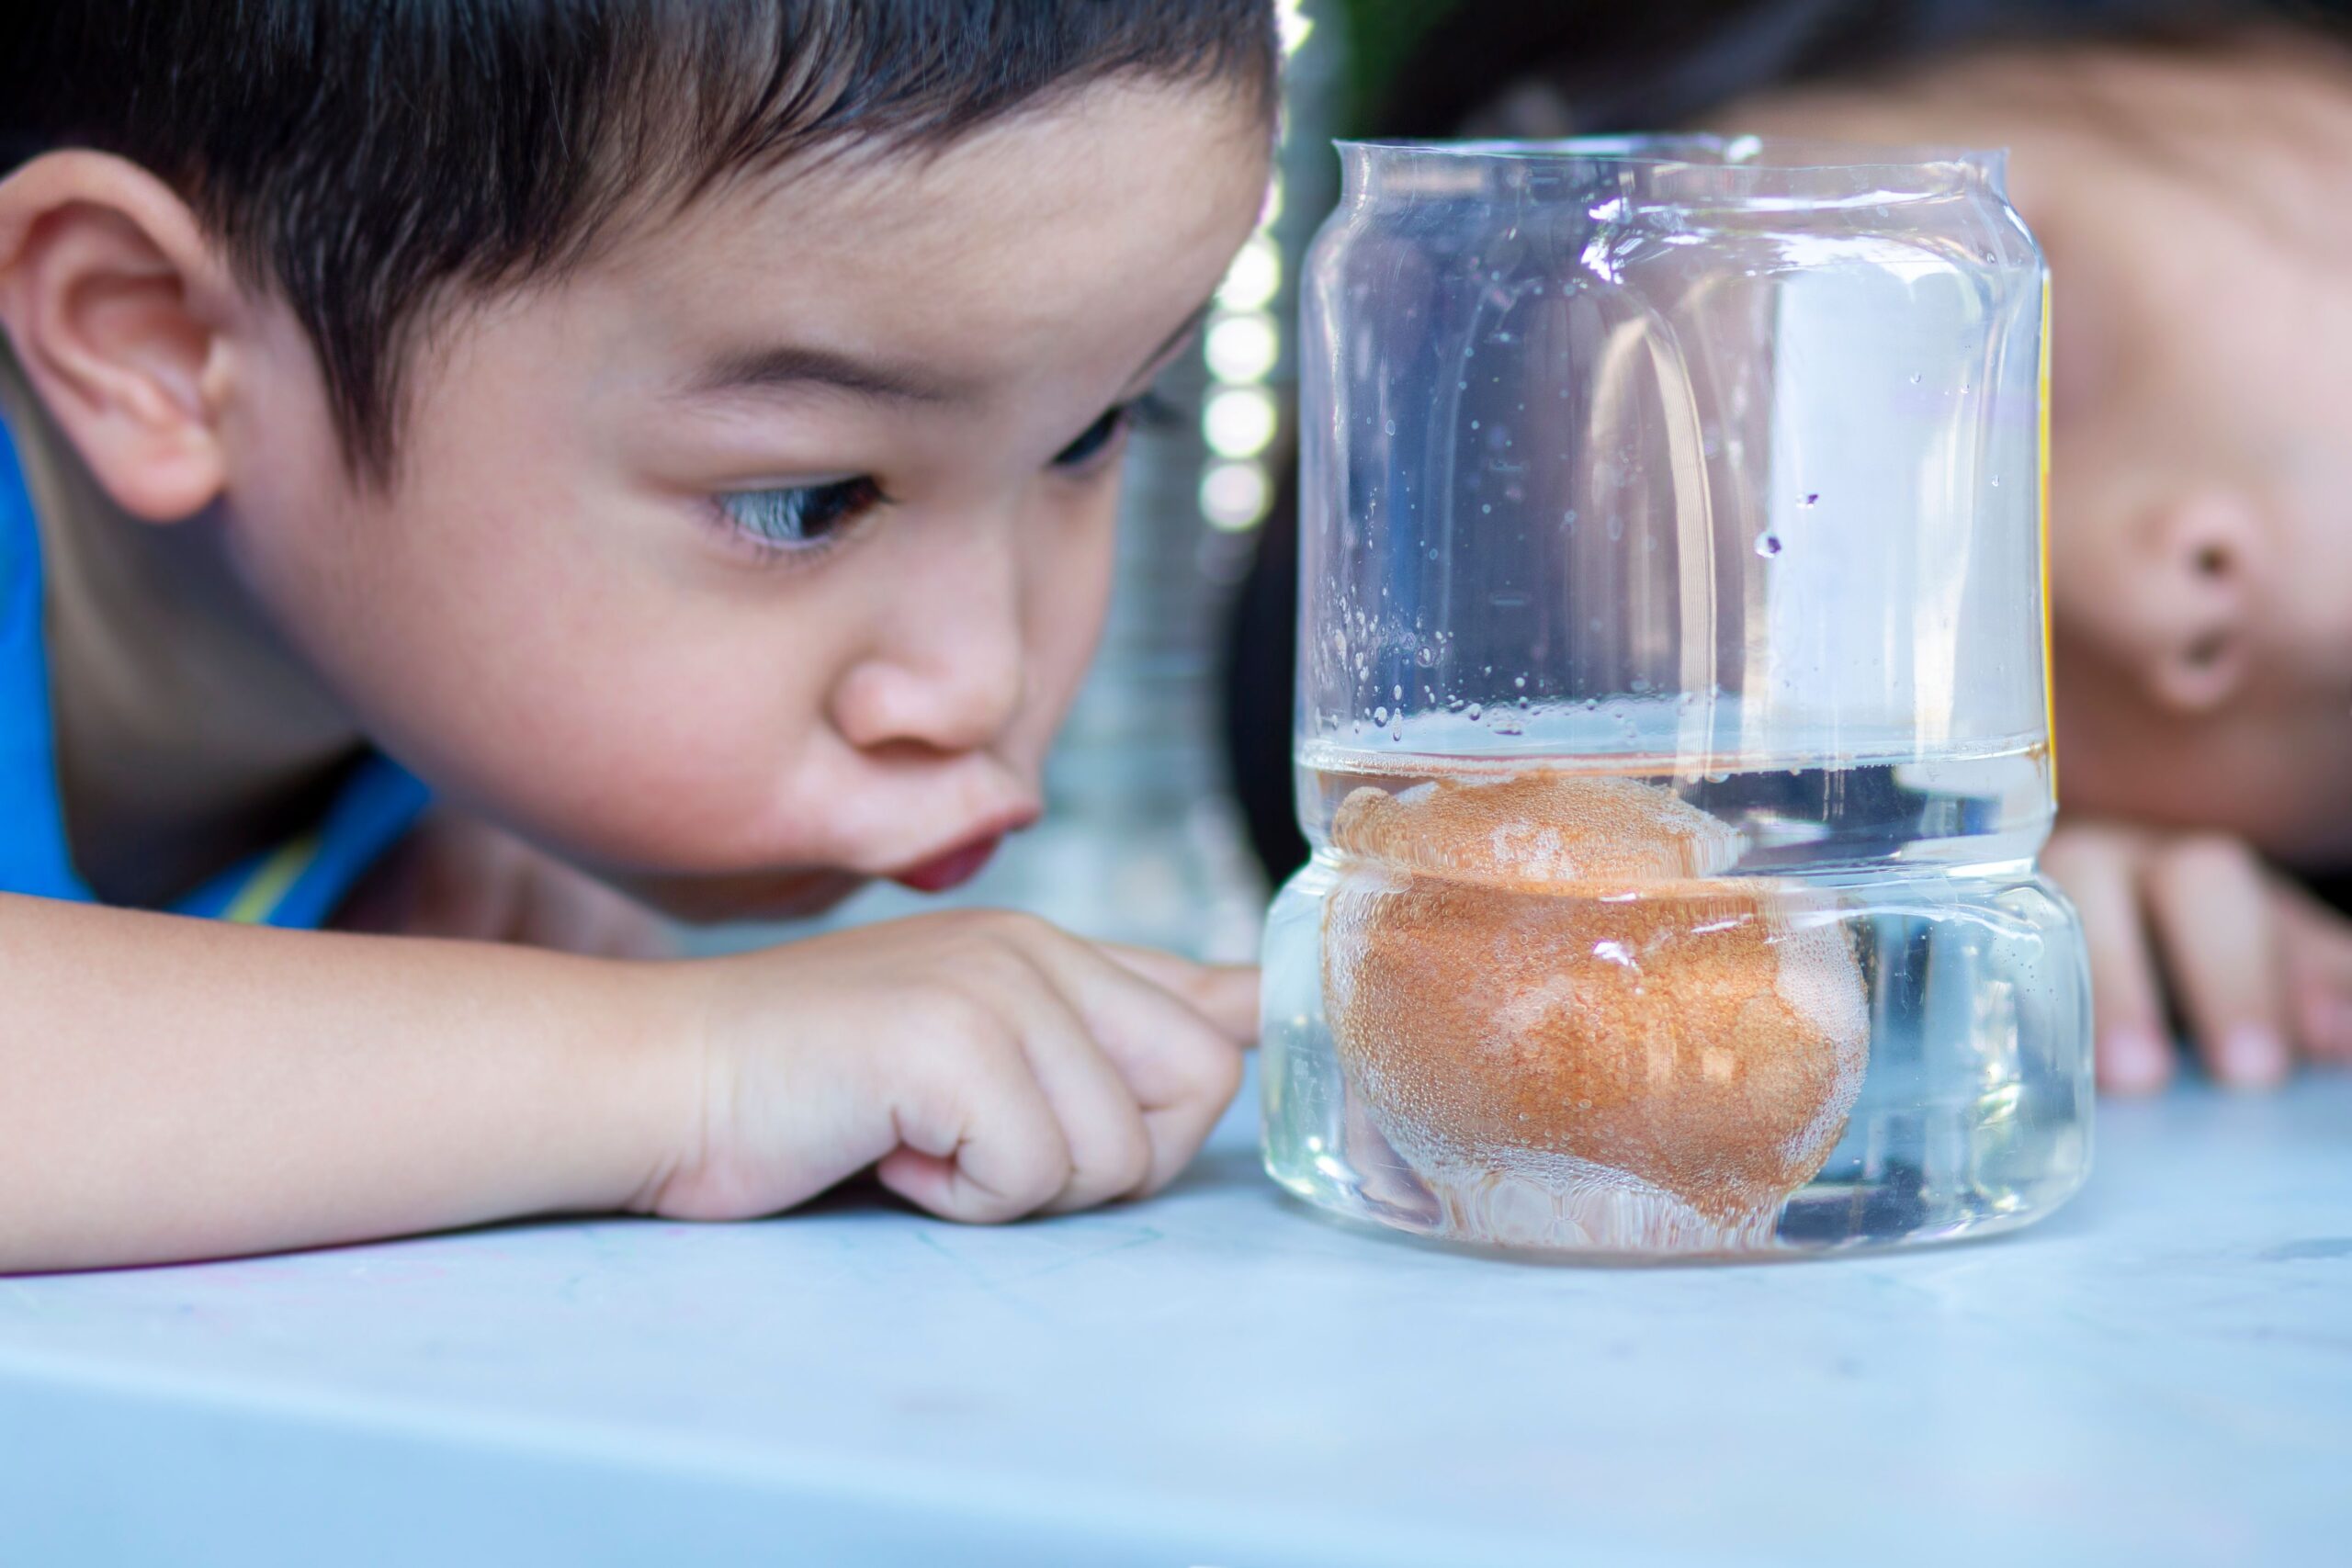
[{"x1": 2126, "y1": 491, "x2": 2266, "y2": 713}]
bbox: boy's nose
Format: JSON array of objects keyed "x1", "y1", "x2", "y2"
[{"x1": 829, "y1": 567, "x2": 1028, "y2": 759}]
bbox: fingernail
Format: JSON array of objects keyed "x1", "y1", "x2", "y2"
[
  {"x1": 2219, "y1": 1026, "x2": 2290, "y2": 1088},
  {"x1": 2300, "y1": 999, "x2": 2352, "y2": 1062},
  {"x1": 2101, "y1": 1028, "x2": 2171, "y2": 1094}
]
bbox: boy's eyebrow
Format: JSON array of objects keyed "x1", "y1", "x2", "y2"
[
  {"x1": 685, "y1": 343, "x2": 968, "y2": 405},
  {"x1": 1130, "y1": 300, "x2": 1216, "y2": 386},
  {"x1": 688, "y1": 297, "x2": 1217, "y2": 407}
]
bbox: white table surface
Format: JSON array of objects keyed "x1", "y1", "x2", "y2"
[{"x1": 3, "y1": 1068, "x2": 2346, "y2": 1567}]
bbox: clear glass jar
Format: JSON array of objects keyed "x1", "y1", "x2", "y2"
[{"x1": 1262, "y1": 138, "x2": 2093, "y2": 1257}]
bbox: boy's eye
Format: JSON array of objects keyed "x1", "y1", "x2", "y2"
[
  {"x1": 716, "y1": 477, "x2": 886, "y2": 554},
  {"x1": 1052, "y1": 391, "x2": 1175, "y2": 469}
]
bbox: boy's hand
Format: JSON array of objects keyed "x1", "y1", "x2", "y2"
[
  {"x1": 2044, "y1": 820, "x2": 2352, "y2": 1093},
  {"x1": 644, "y1": 912, "x2": 1255, "y2": 1224},
  {"x1": 337, "y1": 809, "x2": 673, "y2": 960}
]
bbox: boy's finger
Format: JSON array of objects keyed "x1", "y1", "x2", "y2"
[
  {"x1": 876, "y1": 1032, "x2": 1072, "y2": 1223},
  {"x1": 2042, "y1": 828, "x2": 2172, "y2": 1093},
  {"x1": 996, "y1": 989, "x2": 1155, "y2": 1213},
  {"x1": 1031, "y1": 943, "x2": 1246, "y2": 1195},
  {"x1": 1097, "y1": 943, "x2": 1261, "y2": 1043},
  {"x1": 2143, "y1": 836, "x2": 2291, "y2": 1089}
]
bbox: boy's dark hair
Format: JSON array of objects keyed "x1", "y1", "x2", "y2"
[{"x1": 1, "y1": 1, "x2": 1279, "y2": 479}]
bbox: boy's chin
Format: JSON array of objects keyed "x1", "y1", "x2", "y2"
[{"x1": 614, "y1": 867, "x2": 873, "y2": 927}]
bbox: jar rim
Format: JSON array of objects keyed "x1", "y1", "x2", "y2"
[
  {"x1": 1336, "y1": 135, "x2": 2009, "y2": 206},
  {"x1": 1338, "y1": 134, "x2": 2003, "y2": 172}
]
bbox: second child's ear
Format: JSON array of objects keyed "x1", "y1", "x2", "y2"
[{"x1": 0, "y1": 152, "x2": 241, "y2": 522}]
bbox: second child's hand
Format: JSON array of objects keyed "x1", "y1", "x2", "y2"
[{"x1": 2045, "y1": 819, "x2": 2352, "y2": 1092}]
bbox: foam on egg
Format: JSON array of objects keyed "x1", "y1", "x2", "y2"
[{"x1": 1322, "y1": 773, "x2": 1870, "y2": 1254}]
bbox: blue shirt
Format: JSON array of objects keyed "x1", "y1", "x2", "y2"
[{"x1": 0, "y1": 413, "x2": 429, "y2": 927}]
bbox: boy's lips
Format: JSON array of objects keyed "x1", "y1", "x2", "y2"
[
  {"x1": 891, "y1": 838, "x2": 1001, "y2": 893},
  {"x1": 888, "y1": 816, "x2": 1035, "y2": 893}
]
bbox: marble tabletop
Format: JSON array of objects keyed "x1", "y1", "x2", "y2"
[{"x1": 3, "y1": 1069, "x2": 2346, "y2": 1567}]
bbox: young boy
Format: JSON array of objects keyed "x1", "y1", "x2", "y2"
[
  {"x1": 1230, "y1": 0, "x2": 2352, "y2": 1100},
  {"x1": 0, "y1": 1, "x2": 1277, "y2": 1272}
]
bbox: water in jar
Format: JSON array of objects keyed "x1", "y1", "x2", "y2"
[{"x1": 1261, "y1": 706, "x2": 2092, "y2": 1257}]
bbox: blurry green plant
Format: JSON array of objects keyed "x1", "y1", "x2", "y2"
[{"x1": 1328, "y1": 0, "x2": 1468, "y2": 131}]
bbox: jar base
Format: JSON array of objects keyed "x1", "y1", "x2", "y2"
[
  {"x1": 1265, "y1": 1145, "x2": 2087, "y2": 1262},
  {"x1": 1261, "y1": 857, "x2": 2094, "y2": 1262}
]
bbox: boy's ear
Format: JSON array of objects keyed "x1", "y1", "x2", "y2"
[{"x1": 0, "y1": 152, "x2": 241, "y2": 523}]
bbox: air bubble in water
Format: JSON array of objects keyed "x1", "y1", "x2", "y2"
[
  {"x1": 1393, "y1": 683, "x2": 1403, "y2": 702},
  {"x1": 1466, "y1": 703, "x2": 1483, "y2": 720},
  {"x1": 1374, "y1": 705, "x2": 1388, "y2": 724},
  {"x1": 1801, "y1": 493, "x2": 1818, "y2": 508},
  {"x1": 1757, "y1": 533, "x2": 1782, "y2": 557},
  {"x1": 1513, "y1": 675, "x2": 1527, "y2": 690}
]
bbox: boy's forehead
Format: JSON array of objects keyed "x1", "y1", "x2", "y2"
[{"x1": 604, "y1": 79, "x2": 1269, "y2": 389}]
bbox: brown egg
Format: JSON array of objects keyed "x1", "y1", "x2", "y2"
[{"x1": 1322, "y1": 773, "x2": 1870, "y2": 1250}]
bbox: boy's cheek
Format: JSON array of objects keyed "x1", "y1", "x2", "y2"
[
  {"x1": 1019, "y1": 483, "x2": 1125, "y2": 729},
  {"x1": 387, "y1": 666, "x2": 820, "y2": 866}
]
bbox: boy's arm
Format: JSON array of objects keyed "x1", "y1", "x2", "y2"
[
  {"x1": 0, "y1": 895, "x2": 1253, "y2": 1274},
  {"x1": 0, "y1": 892, "x2": 686, "y2": 1272}
]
